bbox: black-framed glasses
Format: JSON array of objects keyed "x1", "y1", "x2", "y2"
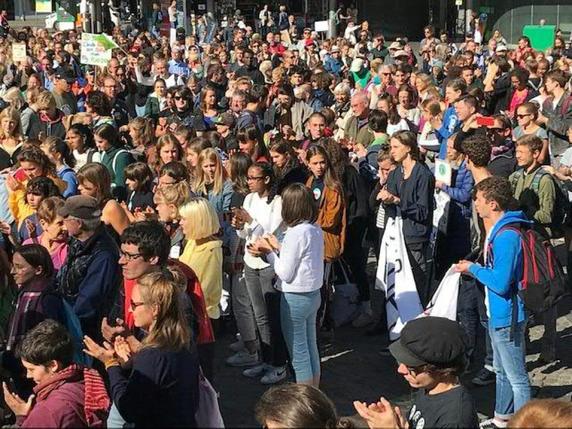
[
  {"x1": 120, "y1": 250, "x2": 143, "y2": 261},
  {"x1": 486, "y1": 127, "x2": 503, "y2": 135},
  {"x1": 130, "y1": 299, "x2": 146, "y2": 310},
  {"x1": 174, "y1": 96, "x2": 185, "y2": 101}
]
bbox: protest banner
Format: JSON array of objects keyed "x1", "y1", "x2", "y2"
[{"x1": 80, "y1": 33, "x2": 118, "y2": 66}]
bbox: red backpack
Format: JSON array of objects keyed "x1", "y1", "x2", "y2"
[{"x1": 491, "y1": 224, "x2": 569, "y2": 313}]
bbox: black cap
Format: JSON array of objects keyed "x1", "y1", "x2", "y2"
[
  {"x1": 389, "y1": 317, "x2": 466, "y2": 367},
  {"x1": 54, "y1": 66, "x2": 76, "y2": 84}
]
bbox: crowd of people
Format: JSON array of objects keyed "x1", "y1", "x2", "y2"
[{"x1": 0, "y1": 2, "x2": 569, "y2": 427}]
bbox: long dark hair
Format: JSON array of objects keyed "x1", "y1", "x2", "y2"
[
  {"x1": 94, "y1": 123, "x2": 121, "y2": 148},
  {"x1": 68, "y1": 123, "x2": 95, "y2": 150},
  {"x1": 15, "y1": 244, "x2": 55, "y2": 280},
  {"x1": 305, "y1": 144, "x2": 341, "y2": 192},
  {"x1": 237, "y1": 124, "x2": 270, "y2": 162},
  {"x1": 251, "y1": 162, "x2": 278, "y2": 204}
]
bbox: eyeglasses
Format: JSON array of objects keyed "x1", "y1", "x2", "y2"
[
  {"x1": 130, "y1": 299, "x2": 146, "y2": 311},
  {"x1": 404, "y1": 364, "x2": 427, "y2": 376},
  {"x1": 516, "y1": 114, "x2": 531, "y2": 119},
  {"x1": 247, "y1": 176, "x2": 265, "y2": 181},
  {"x1": 174, "y1": 96, "x2": 185, "y2": 101},
  {"x1": 120, "y1": 250, "x2": 143, "y2": 261}
]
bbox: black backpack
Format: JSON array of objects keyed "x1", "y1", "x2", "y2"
[{"x1": 490, "y1": 223, "x2": 569, "y2": 313}]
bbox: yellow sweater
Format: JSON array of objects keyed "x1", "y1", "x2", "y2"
[
  {"x1": 8, "y1": 176, "x2": 67, "y2": 227},
  {"x1": 179, "y1": 237, "x2": 223, "y2": 319}
]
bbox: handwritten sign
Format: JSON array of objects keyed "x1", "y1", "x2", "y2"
[
  {"x1": 80, "y1": 33, "x2": 117, "y2": 66},
  {"x1": 12, "y1": 43, "x2": 27, "y2": 62}
]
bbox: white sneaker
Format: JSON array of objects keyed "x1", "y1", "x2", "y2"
[
  {"x1": 352, "y1": 312, "x2": 375, "y2": 328},
  {"x1": 226, "y1": 351, "x2": 259, "y2": 367},
  {"x1": 260, "y1": 365, "x2": 287, "y2": 384},
  {"x1": 229, "y1": 338, "x2": 245, "y2": 352},
  {"x1": 242, "y1": 363, "x2": 268, "y2": 378}
]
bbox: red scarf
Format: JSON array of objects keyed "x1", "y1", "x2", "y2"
[{"x1": 33, "y1": 364, "x2": 110, "y2": 427}]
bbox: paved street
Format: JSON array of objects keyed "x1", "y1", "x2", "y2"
[{"x1": 215, "y1": 274, "x2": 572, "y2": 427}]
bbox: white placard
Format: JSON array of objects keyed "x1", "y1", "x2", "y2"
[
  {"x1": 314, "y1": 20, "x2": 329, "y2": 32},
  {"x1": 12, "y1": 43, "x2": 27, "y2": 62},
  {"x1": 434, "y1": 158, "x2": 452, "y2": 186},
  {"x1": 80, "y1": 33, "x2": 114, "y2": 66}
]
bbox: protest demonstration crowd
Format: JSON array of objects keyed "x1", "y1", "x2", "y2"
[{"x1": 0, "y1": 1, "x2": 570, "y2": 427}]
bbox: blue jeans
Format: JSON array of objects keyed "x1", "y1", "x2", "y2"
[
  {"x1": 281, "y1": 290, "x2": 321, "y2": 382},
  {"x1": 489, "y1": 321, "x2": 531, "y2": 419}
]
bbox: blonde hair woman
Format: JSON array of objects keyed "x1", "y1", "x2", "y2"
[
  {"x1": 83, "y1": 268, "x2": 200, "y2": 427},
  {"x1": 0, "y1": 107, "x2": 24, "y2": 159},
  {"x1": 179, "y1": 197, "x2": 223, "y2": 320},
  {"x1": 192, "y1": 147, "x2": 233, "y2": 216}
]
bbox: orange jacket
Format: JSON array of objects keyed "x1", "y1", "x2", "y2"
[{"x1": 306, "y1": 177, "x2": 346, "y2": 262}]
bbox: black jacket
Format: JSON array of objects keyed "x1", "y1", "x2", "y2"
[
  {"x1": 386, "y1": 162, "x2": 435, "y2": 245},
  {"x1": 342, "y1": 164, "x2": 369, "y2": 224}
]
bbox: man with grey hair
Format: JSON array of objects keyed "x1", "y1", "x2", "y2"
[
  {"x1": 57, "y1": 195, "x2": 121, "y2": 342},
  {"x1": 369, "y1": 64, "x2": 397, "y2": 109},
  {"x1": 345, "y1": 91, "x2": 374, "y2": 147}
]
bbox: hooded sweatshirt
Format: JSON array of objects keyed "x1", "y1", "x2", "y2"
[{"x1": 468, "y1": 210, "x2": 529, "y2": 328}]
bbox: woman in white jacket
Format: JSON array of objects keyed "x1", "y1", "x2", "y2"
[
  {"x1": 231, "y1": 162, "x2": 287, "y2": 385},
  {"x1": 251, "y1": 183, "x2": 324, "y2": 387}
]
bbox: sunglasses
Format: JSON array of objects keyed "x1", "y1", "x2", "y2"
[
  {"x1": 516, "y1": 114, "x2": 531, "y2": 119},
  {"x1": 174, "y1": 96, "x2": 185, "y2": 101}
]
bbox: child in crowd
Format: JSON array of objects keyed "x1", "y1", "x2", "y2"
[
  {"x1": 41, "y1": 136, "x2": 78, "y2": 198},
  {"x1": 123, "y1": 162, "x2": 155, "y2": 221},
  {"x1": 23, "y1": 196, "x2": 68, "y2": 270},
  {"x1": 18, "y1": 177, "x2": 62, "y2": 243}
]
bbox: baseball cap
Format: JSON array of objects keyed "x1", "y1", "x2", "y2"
[
  {"x1": 331, "y1": 46, "x2": 340, "y2": 53},
  {"x1": 496, "y1": 44, "x2": 508, "y2": 53},
  {"x1": 393, "y1": 49, "x2": 408, "y2": 58},
  {"x1": 215, "y1": 112, "x2": 236, "y2": 128},
  {"x1": 389, "y1": 317, "x2": 466, "y2": 367},
  {"x1": 58, "y1": 196, "x2": 102, "y2": 220},
  {"x1": 54, "y1": 66, "x2": 76, "y2": 84},
  {"x1": 349, "y1": 58, "x2": 364, "y2": 73}
]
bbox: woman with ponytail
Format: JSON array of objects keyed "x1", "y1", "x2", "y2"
[
  {"x1": 83, "y1": 268, "x2": 200, "y2": 427},
  {"x1": 230, "y1": 162, "x2": 287, "y2": 384}
]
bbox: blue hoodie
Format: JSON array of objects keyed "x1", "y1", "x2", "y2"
[{"x1": 468, "y1": 210, "x2": 529, "y2": 328}]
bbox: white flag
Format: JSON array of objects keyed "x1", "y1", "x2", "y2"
[
  {"x1": 376, "y1": 217, "x2": 424, "y2": 340},
  {"x1": 421, "y1": 265, "x2": 460, "y2": 321}
]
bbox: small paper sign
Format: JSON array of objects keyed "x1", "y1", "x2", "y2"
[
  {"x1": 435, "y1": 158, "x2": 452, "y2": 186},
  {"x1": 12, "y1": 43, "x2": 27, "y2": 62}
]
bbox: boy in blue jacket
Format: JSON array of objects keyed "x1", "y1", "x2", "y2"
[{"x1": 456, "y1": 176, "x2": 531, "y2": 429}]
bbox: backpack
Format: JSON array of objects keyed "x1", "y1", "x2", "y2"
[
  {"x1": 510, "y1": 167, "x2": 570, "y2": 238},
  {"x1": 490, "y1": 224, "x2": 569, "y2": 314}
]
